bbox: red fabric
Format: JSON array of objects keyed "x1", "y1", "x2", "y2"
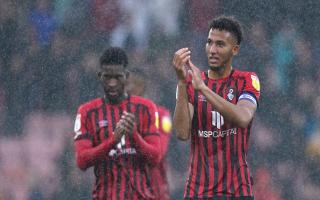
[
  {"x1": 73, "y1": 96, "x2": 161, "y2": 200},
  {"x1": 184, "y1": 69, "x2": 260, "y2": 198},
  {"x1": 150, "y1": 106, "x2": 172, "y2": 200}
]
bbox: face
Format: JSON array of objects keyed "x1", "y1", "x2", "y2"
[
  {"x1": 205, "y1": 29, "x2": 239, "y2": 71},
  {"x1": 99, "y1": 64, "x2": 127, "y2": 104}
]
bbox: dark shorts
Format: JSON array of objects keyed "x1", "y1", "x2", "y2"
[{"x1": 184, "y1": 197, "x2": 254, "y2": 200}]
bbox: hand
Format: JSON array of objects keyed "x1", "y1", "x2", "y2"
[
  {"x1": 114, "y1": 120, "x2": 126, "y2": 143},
  {"x1": 119, "y1": 111, "x2": 135, "y2": 136},
  {"x1": 172, "y1": 48, "x2": 191, "y2": 81},
  {"x1": 187, "y1": 59, "x2": 206, "y2": 91}
]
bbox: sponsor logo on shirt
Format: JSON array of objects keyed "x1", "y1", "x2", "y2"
[
  {"x1": 227, "y1": 88, "x2": 234, "y2": 101},
  {"x1": 109, "y1": 148, "x2": 137, "y2": 157},
  {"x1": 211, "y1": 111, "x2": 224, "y2": 129},
  {"x1": 198, "y1": 128, "x2": 237, "y2": 138}
]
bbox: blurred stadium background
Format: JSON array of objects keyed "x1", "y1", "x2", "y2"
[{"x1": 0, "y1": 0, "x2": 320, "y2": 199}]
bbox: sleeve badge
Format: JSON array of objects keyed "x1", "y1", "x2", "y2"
[
  {"x1": 251, "y1": 74, "x2": 260, "y2": 91},
  {"x1": 161, "y1": 116, "x2": 172, "y2": 134}
]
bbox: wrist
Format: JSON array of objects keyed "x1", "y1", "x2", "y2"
[
  {"x1": 177, "y1": 80, "x2": 187, "y2": 86},
  {"x1": 198, "y1": 83, "x2": 208, "y2": 92}
]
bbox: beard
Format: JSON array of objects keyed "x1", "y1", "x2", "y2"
[
  {"x1": 209, "y1": 57, "x2": 230, "y2": 72},
  {"x1": 210, "y1": 65, "x2": 224, "y2": 72}
]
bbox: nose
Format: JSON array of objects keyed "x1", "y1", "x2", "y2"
[{"x1": 209, "y1": 44, "x2": 218, "y2": 54}]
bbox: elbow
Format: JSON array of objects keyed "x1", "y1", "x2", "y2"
[
  {"x1": 148, "y1": 152, "x2": 162, "y2": 166},
  {"x1": 76, "y1": 154, "x2": 88, "y2": 171},
  {"x1": 176, "y1": 131, "x2": 190, "y2": 141},
  {"x1": 235, "y1": 118, "x2": 251, "y2": 129},
  {"x1": 177, "y1": 134, "x2": 189, "y2": 141}
]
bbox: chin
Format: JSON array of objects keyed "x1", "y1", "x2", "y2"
[{"x1": 209, "y1": 66, "x2": 223, "y2": 72}]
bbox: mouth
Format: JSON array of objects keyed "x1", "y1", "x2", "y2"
[
  {"x1": 107, "y1": 90, "x2": 118, "y2": 96},
  {"x1": 208, "y1": 57, "x2": 219, "y2": 65}
]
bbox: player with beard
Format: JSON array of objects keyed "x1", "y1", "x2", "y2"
[
  {"x1": 172, "y1": 16, "x2": 261, "y2": 200},
  {"x1": 74, "y1": 47, "x2": 161, "y2": 200}
]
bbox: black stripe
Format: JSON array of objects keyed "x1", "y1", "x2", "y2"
[
  {"x1": 219, "y1": 81, "x2": 228, "y2": 194},
  {"x1": 201, "y1": 78, "x2": 209, "y2": 198},
  {"x1": 124, "y1": 101, "x2": 132, "y2": 200},
  {"x1": 132, "y1": 103, "x2": 140, "y2": 199},
  {"x1": 241, "y1": 129, "x2": 250, "y2": 196},
  {"x1": 230, "y1": 128, "x2": 236, "y2": 194},
  {"x1": 145, "y1": 106, "x2": 151, "y2": 133},
  {"x1": 194, "y1": 88, "x2": 203, "y2": 197},
  {"x1": 231, "y1": 78, "x2": 238, "y2": 195},
  {"x1": 86, "y1": 110, "x2": 95, "y2": 145},
  {"x1": 102, "y1": 101, "x2": 109, "y2": 138},
  {"x1": 139, "y1": 161, "x2": 145, "y2": 198},
  {"x1": 100, "y1": 102, "x2": 109, "y2": 200},
  {"x1": 145, "y1": 165, "x2": 154, "y2": 196},
  {"x1": 238, "y1": 77, "x2": 248, "y2": 196},
  {"x1": 143, "y1": 133, "x2": 160, "y2": 137},
  {"x1": 135, "y1": 104, "x2": 141, "y2": 136},
  {"x1": 236, "y1": 132, "x2": 243, "y2": 196},
  {"x1": 93, "y1": 109, "x2": 101, "y2": 144},
  {"x1": 211, "y1": 86, "x2": 218, "y2": 194}
]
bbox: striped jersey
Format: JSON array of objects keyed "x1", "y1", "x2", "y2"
[
  {"x1": 184, "y1": 69, "x2": 261, "y2": 199},
  {"x1": 74, "y1": 95, "x2": 160, "y2": 200},
  {"x1": 150, "y1": 106, "x2": 172, "y2": 200}
]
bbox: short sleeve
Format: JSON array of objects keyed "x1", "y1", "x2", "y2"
[
  {"x1": 239, "y1": 72, "x2": 261, "y2": 105},
  {"x1": 141, "y1": 101, "x2": 159, "y2": 137},
  {"x1": 74, "y1": 106, "x2": 92, "y2": 141}
]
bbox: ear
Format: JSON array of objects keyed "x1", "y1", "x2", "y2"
[
  {"x1": 97, "y1": 71, "x2": 102, "y2": 79},
  {"x1": 232, "y1": 45, "x2": 240, "y2": 56}
]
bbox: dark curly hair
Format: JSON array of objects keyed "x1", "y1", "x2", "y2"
[
  {"x1": 99, "y1": 47, "x2": 129, "y2": 68},
  {"x1": 208, "y1": 16, "x2": 243, "y2": 45}
]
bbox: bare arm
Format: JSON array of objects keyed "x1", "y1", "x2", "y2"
[
  {"x1": 174, "y1": 81, "x2": 194, "y2": 140},
  {"x1": 172, "y1": 48, "x2": 195, "y2": 140},
  {"x1": 200, "y1": 86, "x2": 256, "y2": 128}
]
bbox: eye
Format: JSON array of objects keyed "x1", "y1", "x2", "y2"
[
  {"x1": 206, "y1": 39, "x2": 212, "y2": 45},
  {"x1": 103, "y1": 74, "x2": 111, "y2": 79},
  {"x1": 216, "y1": 41, "x2": 225, "y2": 47}
]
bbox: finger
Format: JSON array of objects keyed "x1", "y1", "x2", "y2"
[
  {"x1": 187, "y1": 59, "x2": 200, "y2": 74},
  {"x1": 173, "y1": 48, "x2": 190, "y2": 65},
  {"x1": 123, "y1": 118, "x2": 135, "y2": 129},
  {"x1": 174, "y1": 47, "x2": 189, "y2": 59},
  {"x1": 123, "y1": 112, "x2": 135, "y2": 121},
  {"x1": 182, "y1": 55, "x2": 191, "y2": 67}
]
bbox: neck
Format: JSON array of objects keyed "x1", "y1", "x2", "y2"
[
  {"x1": 208, "y1": 65, "x2": 233, "y2": 79},
  {"x1": 105, "y1": 92, "x2": 128, "y2": 104}
]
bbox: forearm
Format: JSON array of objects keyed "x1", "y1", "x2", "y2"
[
  {"x1": 173, "y1": 82, "x2": 192, "y2": 140},
  {"x1": 132, "y1": 132, "x2": 161, "y2": 164},
  {"x1": 75, "y1": 136, "x2": 117, "y2": 170},
  {"x1": 200, "y1": 86, "x2": 253, "y2": 128}
]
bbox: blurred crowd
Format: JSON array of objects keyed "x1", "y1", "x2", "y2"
[{"x1": 1, "y1": 0, "x2": 320, "y2": 199}]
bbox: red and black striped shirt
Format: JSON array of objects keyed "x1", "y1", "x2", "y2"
[
  {"x1": 150, "y1": 106, "x2": 172, "y2": 200},
  {"x1": 74, "y1": 95, "x2": 161, "y2": 200},
  {"x1": 184, "y1": 69, "x2": 261, "y2": 199}
]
